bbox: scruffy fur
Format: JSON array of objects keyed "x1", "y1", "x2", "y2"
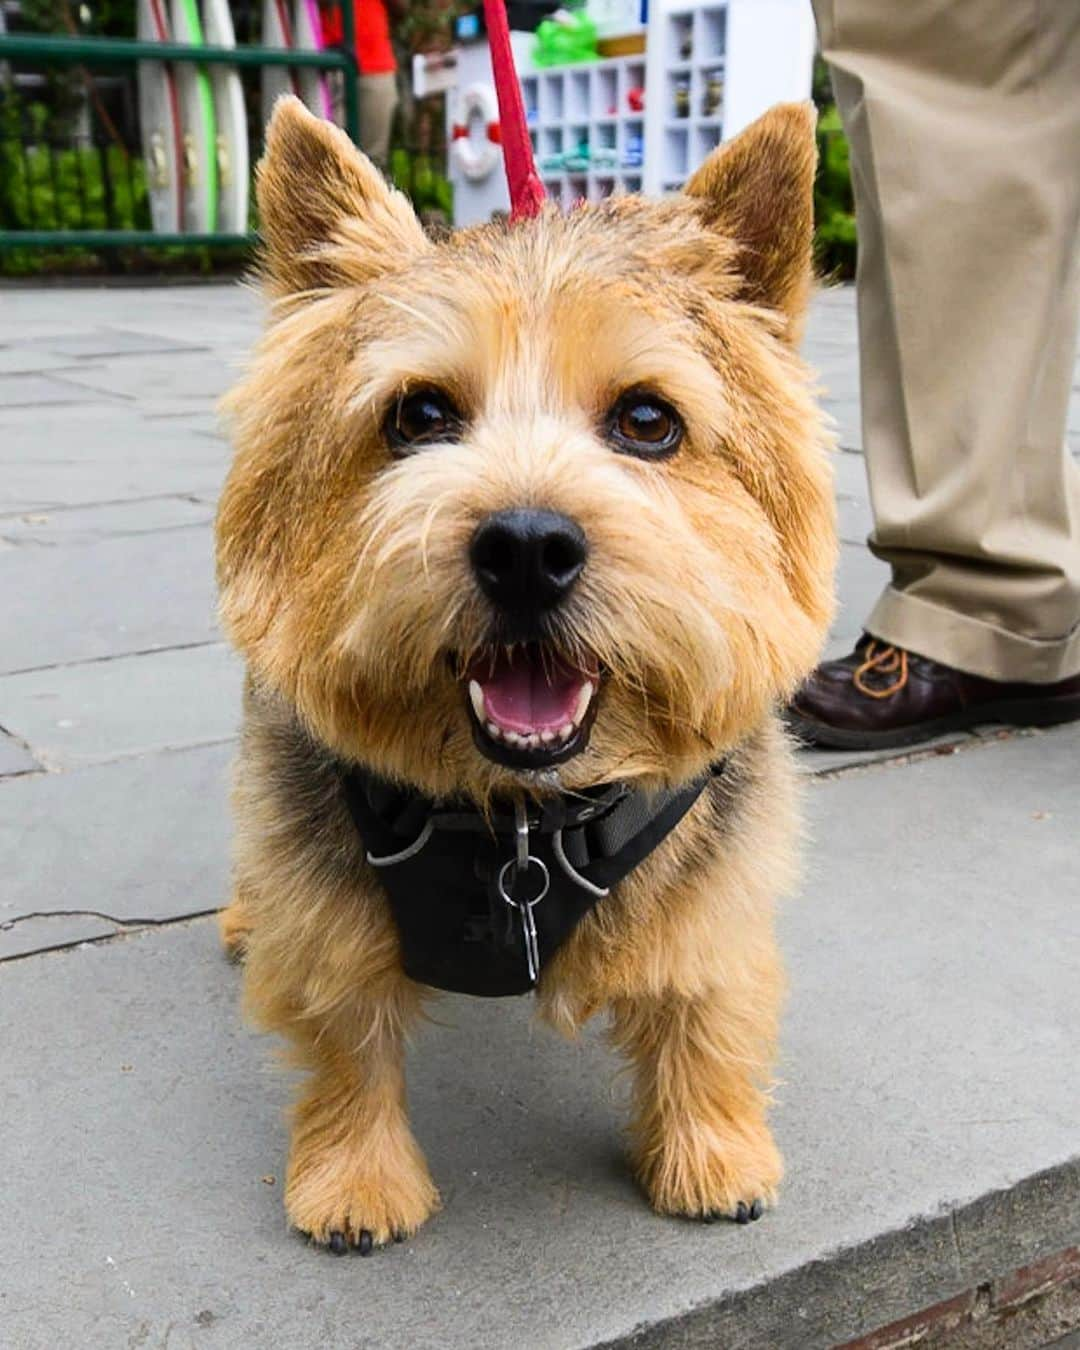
[{"x1": 216, "y1": 97, "x2": 836, "y2": 1249}]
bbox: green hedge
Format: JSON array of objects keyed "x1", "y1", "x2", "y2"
[
  {"x1": 1, "y1": 140, "x2": 149, "y2": 232},
  {"x1": 814, "y1": 103, "x2": 856, "y2": 280}
]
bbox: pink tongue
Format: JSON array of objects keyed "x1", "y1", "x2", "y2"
[{"x1": 477, "y1": 653, "x2": 585, "y2": 735}]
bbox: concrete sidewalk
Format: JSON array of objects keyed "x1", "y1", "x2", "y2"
[{"x1": 1, "y1": 284, "x2": 1078, "y2": 1349}]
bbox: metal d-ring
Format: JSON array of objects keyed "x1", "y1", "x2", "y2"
[
  {"x1": 551, "y1": 828, "x2": 609, "y2": 899},
  {"x1": 497, "y1": 854, "x2": 550, "y2": 909},
  {"x1": 497, "y1": 854, "x2": 550, "y2": 984},
  {"x1": 365, "y1": 819, "x2": 435, "y2": 867}
]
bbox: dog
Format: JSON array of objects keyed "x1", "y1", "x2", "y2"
[{"x1": 215, "y1": 95, "x2": 835, "y2": 1254}]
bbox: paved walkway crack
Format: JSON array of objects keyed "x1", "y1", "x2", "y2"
[
  {"x1": 2, "y1": 906, "x2": 214, "y2": 931},
  {"x1": 0, "y1": 908, "x2": 219, "y2": 964},
  {"x1": 0, "y1": 719, "x2": 44, "y2": 777},
  {"x1": 1, "y1": 638, "x2": 223, "y2": 678},
  {"x1": 808, "y1": 727, "x2": 1034, "y2": 780}
]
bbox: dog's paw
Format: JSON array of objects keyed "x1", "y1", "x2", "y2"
[
  {"x1": 217, "y1": 896, "x2": 254, "y2": 963},
  {"x1": 703, "y1": 1197, "x2": 766, "y2": 1225},
  {"x1": 636, "y1": 1122, "x2": 782, "y2": 1226},
  {"x1": 285, "y1": 1134, "x2": 440, "y2": 1255}
]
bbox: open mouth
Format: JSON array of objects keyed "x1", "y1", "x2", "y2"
[{"x1": 465, "y1": 644, "x2": 599, "y2": 769}]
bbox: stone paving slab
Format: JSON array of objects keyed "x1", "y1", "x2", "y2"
[
  {"x1": 139, "y1": 403, "x2": 232, "y2": 423},
  {"x1": 58, "y1": 353, "x2": 242, "y2": 403},
  {"x1": 0, "y1": 349, "x2": 93, "y2": 376},
  {"x1": 794, "y1": 728, "x2": 977, "y2": 776},
  {"x1": 0, "y1": 458, "x2": 227, "y2": 516},
  {"x1": 0, "y1": 741, "x2": 232, "y2": 958},
  {"x1": 829, "y1": 541, "x2": 891, "y2": 650},
  {"x1": 12, "y1": 328, "x2": 210, "y2": 359},
  {"x1": 0, "y1": 402, "x2": 227, "y2": 458},
  {"x1": 0, "y1": 372, "x2": 129, "y2": 409},
  {"x1": 1, "y1": 726, "x2": 1077, "y2": 1349},
  {"x1": 0, "y1": 726, "x2": 40, "y2": 777},
  {"x1": 0, "y1": 910, "x2": 122, "y2": 959},
  {"x1": 0, "y1": 406, "x2": 229, "y2": 513},
  {"x1": 801, "y1": 300, "x2": 864, "y2": 452},
  {"x1": 796, "y1": 722, "x2": 1045, "y2": 777},
  {"x1": 1, "y1": 525, "x2": 218, "y2": 673},
  {"x1": 823, "y1": 396, "x2": 862, "y2": 452},
  {"x1": 0, "y1": 643, "x2": 241, "y2": 769},
  {"x1": 0, "y1": 496, "x2": 214, "y2": 546},
  {"x1": 833, "y1": 450, "x2": 874, "y2": 546},
  {"x1": 807, "y1": 362, "x2": 861, "y2": 407}
]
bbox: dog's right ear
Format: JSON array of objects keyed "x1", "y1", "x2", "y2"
[
  {"x1": 256, "y1": 96, "x2": 430, "y2": 297},
  {"x1": 685, "y1": 103, "x2": 817, "y2": 338}
]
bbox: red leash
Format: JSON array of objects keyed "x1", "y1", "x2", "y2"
[{"x1": 482, "y1": 0, "x2": 547, "y2": 220}]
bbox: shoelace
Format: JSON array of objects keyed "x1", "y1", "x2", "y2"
[{"x1": 852, "y1": 640, "x2": 909, "y2": 699}]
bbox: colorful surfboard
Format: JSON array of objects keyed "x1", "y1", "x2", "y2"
[
  {"x1": 202, "y1": 0, "x2": 250, "y2": 233},
  {"x1": 293, "y1": 0, "x2": 333, "y2": 121},
  {"x1": 170, "y1": 0, "x2": 218, "y2": 232},
  {"x1": 261, "y1": 0, "x2": 302, "y2": 131},
  {"x1": 136, "y1": 0, "x2": 183, "y2": 234}
]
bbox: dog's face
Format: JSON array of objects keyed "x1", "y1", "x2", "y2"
[{"x1": 218, "y1": 99, "x2": 835, "y2": 799}]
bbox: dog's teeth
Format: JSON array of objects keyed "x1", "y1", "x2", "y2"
[
  {"x1": 573, "y1": 681, "x2": 594, "y2": 726},
  {"x1": 558, "y1": 723, "x2": 574, "y2": 741},
  {"x1": 468, "y1": 680, "x2": 485, "y2": 722},
  {"x1": 524, "y1": 733, "x2": 540, "y2": 750},
  {"x1": 486, "y1": 721, "x2": 503, "y2": 740},
  {"x1": 540, "y1": 729, "x2": 555, "y2": 745},
  {"x1": 505, "y1": 731, "x2": 522, "y2": 747}
]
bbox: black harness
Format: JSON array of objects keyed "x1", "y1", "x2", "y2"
[{"x1": 339, "y1": 762, "x2": 723, "y2": 997}]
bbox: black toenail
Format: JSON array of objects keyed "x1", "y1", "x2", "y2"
[
  {"x1": 393, "y1": 1230, "x2": 406, "y2": 1244},
  {"x1": 734, "y1": 1202, "x2": 750, "y2": 1224},
  {"x1": 328, "y1": 1231, "x2": 347, "y2": 1255},
  {"x1": 702, "y1": 1209, "x2": 720, "y2": 1224},
  {"x1": 357, "y1": 1229, "x2": 374, "y2": 1256},
  {"x1": 749, "y1": 1198, "x2": 764, "y2": 1221}
]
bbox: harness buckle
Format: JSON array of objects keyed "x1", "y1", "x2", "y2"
[{"x1": 514, "y1": 797, "x2": 530, "y2": 872}]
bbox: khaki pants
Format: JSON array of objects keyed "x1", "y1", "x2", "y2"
[
  {"x1": 812, "y1": 0, "x2": 1080, "y2": 682},
  {"x1": 330, "y1": 70, "x2": 398, "y2": 168}
]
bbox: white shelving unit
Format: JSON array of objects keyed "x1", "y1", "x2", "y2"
[
  {"x1": 643, "y1": 0, "x2": 815, "y2": 196},
  {"x1": 643, "y1": 4, "x2": 725, "y2": 195},
  {"x1": 447, "y1": 3, "x2": 814, "y2": 225},
  {"x1": 519, "y1": 56, "x2": 646, "y2": 209}
]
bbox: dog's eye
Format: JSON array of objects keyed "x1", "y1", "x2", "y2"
[
  {"x1": 608, "y1": 392, "x2": 683, "y2": 459},
  {"x1": 386, "y1": 388, "x2": 462, "y2": 451}
]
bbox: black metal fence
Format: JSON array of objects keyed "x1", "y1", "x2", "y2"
[{"x1": 0, "y1": 23, "x2": 359, "y2": 250}]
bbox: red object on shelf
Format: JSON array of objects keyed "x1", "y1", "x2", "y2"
[{"x1": 627, "y1": 86, "x2": 645, "y2": 112}]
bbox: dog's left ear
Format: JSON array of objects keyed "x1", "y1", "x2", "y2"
[
  {"x1": 256, "y1": 96, "x2": 430, "y2": 297},
  {"x1": 686, "y1": 103, "x2": 817, "y2": 336}
]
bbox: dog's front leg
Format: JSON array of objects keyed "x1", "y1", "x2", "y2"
[
  {"x1": 284, "y1": 982, "x2": 440, "y2": 1253},
  {"x1": 611, "y1": 981, "x2": 783, "y2": 1223}
]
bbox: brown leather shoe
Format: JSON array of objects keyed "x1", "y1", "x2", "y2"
[{"x1": 788, "y1": 635, "x2": 1080, "y2": 750}]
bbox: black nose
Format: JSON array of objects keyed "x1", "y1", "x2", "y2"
[{"x1": 470, "y1": 509, "x2": 587, "y2": 615}]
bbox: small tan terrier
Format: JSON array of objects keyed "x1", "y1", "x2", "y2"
[{"x1": 216, "y1": 96, "x2": 835, "y2": 1255}]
